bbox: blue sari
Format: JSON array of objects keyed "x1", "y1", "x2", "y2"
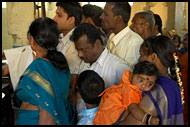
[
  {"x1": 15, "y1": 58, "x2": 76, "y2": 125},
  {"x1": 141, "y1": 76, "x2": 184, "y2": 125}
]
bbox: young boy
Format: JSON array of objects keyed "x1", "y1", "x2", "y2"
[
  {"x1": 77, "y1": 70, "x2": 105, "y2": 125},
  {"x1": 93, "y1": 61, "x2": 160, "y2": 125}
]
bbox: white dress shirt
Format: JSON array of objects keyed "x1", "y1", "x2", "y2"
[
  {"x1": 79, "y1": 48, "x2": 131, "y2": 89},
  {"x1": 57, "y1": 28, "x2": 82, "y2": 74},
  {"x1": 107, "y1": 26, "x2": 143, "y2": 69}
]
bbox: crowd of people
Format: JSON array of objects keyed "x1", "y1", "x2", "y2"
[{"x1": 2, "y1": 2, "x2": 188, "y2": 125}]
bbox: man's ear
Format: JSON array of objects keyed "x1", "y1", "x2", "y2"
[
  {"x1": 151, "y1": 53, "x2": 158, "y2": 64},
  {"x1": 94, "y1": 39, "x2": 102, "y2": 48},
  {"x1": 116, "y1": 15, "x2": 123, "y2": 22},
  {"x1": 68, "y1": 16, "x2": 75, "y2": 25}
]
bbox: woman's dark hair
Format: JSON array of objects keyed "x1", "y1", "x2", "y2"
[
  {"x1": 140, "y1": 35, "x2": 181, "y2": 81},
  {"x1": 56, "y1": 2, "x2": 82, "y2": 26},
  {"x1": 78, "y1": 70, "x2": 105, "y2": 104},
  {"x1": 70, "y1": 23, "x2": 103, "y2": 45},
  {"x1": 28, "y1": 17, "x2": 69, "y2": 71},
  {"x1": 133, "y1": 61, "x2": 160, "y2": 79}
]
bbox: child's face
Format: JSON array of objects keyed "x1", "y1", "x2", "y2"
[
  {"x1": 131, "y1": 74, "x2": 157, "y2": 92},
  {"x1": 173, "y1": 38, "x2": 180, "y2": 48}
]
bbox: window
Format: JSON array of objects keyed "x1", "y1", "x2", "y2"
[{"x1": 2, "y1": 2, "x2": 6, "y2": 8}]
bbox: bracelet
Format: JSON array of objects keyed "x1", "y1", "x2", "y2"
[
  {"x1": 141, "y1": 113, "x2": 148, "y2": 123},
  {"x1": 146, "y1": 114, "x2": 151, "y2": 125},
  {"x1": 148, "y1": 115, "x2": 153, "y2": 125}
]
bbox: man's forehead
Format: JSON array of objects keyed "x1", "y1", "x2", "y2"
[{"x1": 56, "y1": 6, "x2": 64, "y2": 13}]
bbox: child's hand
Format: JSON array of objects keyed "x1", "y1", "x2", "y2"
[{"x1": 150, "y1": 117, "x2": 160, "y2": 125}]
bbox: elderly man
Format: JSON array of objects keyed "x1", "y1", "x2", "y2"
[{"x1": 130, "y1": 11, "x2": 155, "y2": 40}]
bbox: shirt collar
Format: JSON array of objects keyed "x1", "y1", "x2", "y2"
[
  {"x1": 83, "y1": 48, "x2": 108, "y2": 68},
  {"x1": 80, "y1": 106, "x2": 99, "y2": 115},
  {"x1": 61, "y1": 28, "x2": 75, "y2": 45},
  {"x1": 109, "y1": 26, "x2": 130, "y2": 46},
  {"x1": 96, "y1": 48, "x2": 109, "y2": 67}
]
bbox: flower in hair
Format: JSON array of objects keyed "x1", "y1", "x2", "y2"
[{"x1": 173, "y1": 53, "x2": 184, "y2": 104}]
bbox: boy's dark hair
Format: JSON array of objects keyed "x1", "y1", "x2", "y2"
[
  {"x1": 78, "y1": 70, "x2": 105, "y2": 104},
  {"x1": 70, "y1": 23, "x2": 103, "y2": 45},
  {"x1": 133, "y1": 61, "x2": 160, "y2": 79},
  {"x1": 56, "y1": 2, "x2": 82, "y2": 26},
  {"x1": 82, "y1": 4, "x2": 103, "y2": 27}
]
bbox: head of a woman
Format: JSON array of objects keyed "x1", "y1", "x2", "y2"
[
  {"x1": 28, "y1": 17, "x2": 59, "y2": 52},
  {"x1": 139, "y1": 35, "x2": 178, "y2": 80},
  {"x1": 28, "y1": 17, "x2": 69, "y2": 71}
]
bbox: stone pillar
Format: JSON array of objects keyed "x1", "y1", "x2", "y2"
[
  {"x1": 150, "y1": 2, "x2": 176, "y2": 34},
  {"x1": 175, "y1": 2, "x2": 185, "y2": 30},
  {"x1": 185, "y1": 2, "x2": 188, "y2": 30},
  {"x1": 7, "y1": 2, "x2": 34, "y2": 46},
  {"x1": 174, "y1": 2, "x2": 187, "y2": 39}
]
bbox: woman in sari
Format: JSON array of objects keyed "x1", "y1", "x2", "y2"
[
  {"x1": 15, "y1": 17, "x2": 76, "y2": 125},
  {"x1": 119, "y1": 35, "x2": 184, "y2": 125}
]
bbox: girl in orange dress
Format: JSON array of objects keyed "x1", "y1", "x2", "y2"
[{"x1": 93, "y1": 61, "x2": 160, "y2": 125}]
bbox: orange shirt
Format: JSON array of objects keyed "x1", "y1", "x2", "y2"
[{"x1": 93, "y1": 70, "x2": 142, "y2": 125}]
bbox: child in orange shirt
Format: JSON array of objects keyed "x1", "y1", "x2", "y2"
[{"x1": 93, "y1": 61, "x2": 160, "y2": 125}]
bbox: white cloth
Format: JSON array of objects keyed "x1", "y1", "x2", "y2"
[
  {"x1": 3, "y1": 45, "x2": 33, "y2": 90},
  {"x1": 107, "y1": 26, "x2": 143, "y2": 69},
  {"x1": 57, "y1": 28, "x2": 82, "y2": 74},
  {"x1": 79, "y1": 48, "x2": 131, "y2": 89}
]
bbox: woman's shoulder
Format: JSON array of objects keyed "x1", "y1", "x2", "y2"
[
  {"x1": 156, "y1": 76, "x2": 176, "y2": 85},
  {"x1": 156, "y1": 76, "x2": 179, "y2": 91},
  {"x1": 29, "y1": 58, "x2": 52, "y2": 69}
]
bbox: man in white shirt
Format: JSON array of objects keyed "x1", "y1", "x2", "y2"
[
  {"x1": 53, "y1": 2, "x2": 83, "y2": 106},
  {"x1": 100, "y1": 2, "x2": 143, "y2": 69},
  {"x1": 70, "y1": 23, "x2": 131, "y2": 116}
]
